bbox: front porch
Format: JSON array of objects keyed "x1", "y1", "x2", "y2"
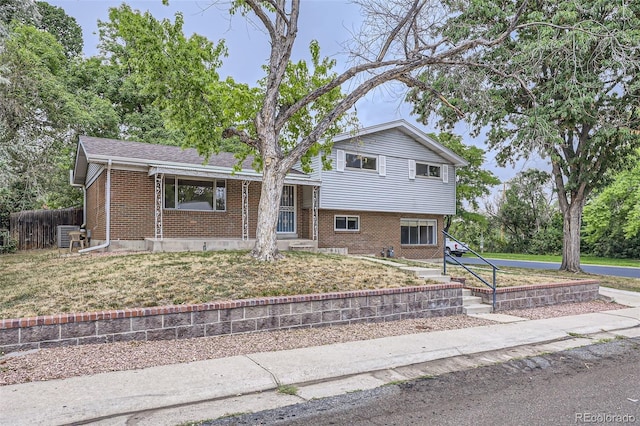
[{"x1": 144, "y1": 237, "x2": 321, "y2": 253}]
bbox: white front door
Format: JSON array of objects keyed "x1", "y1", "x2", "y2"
[{"x1": 277, "y1": 185, "x2": 296, "y2": 234}]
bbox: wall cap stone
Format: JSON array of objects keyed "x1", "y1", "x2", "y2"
[
  {"x1": 467, "y1": 280, "x2": 598, "y2": 295},
  {"x1": 0, "y1": 283, "x2": 462, "y2": 330}
]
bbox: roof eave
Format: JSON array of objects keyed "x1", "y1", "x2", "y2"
[
  {"x1": 72, "y1": 140, "x2": 88, "y2": 185},
  {"x1": 83, "y1": 156, "x2": 320, "y2": 186}
]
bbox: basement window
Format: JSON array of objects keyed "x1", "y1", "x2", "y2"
[{"x1": 335, "y1": 215, "x2": 360, "y2": 231}]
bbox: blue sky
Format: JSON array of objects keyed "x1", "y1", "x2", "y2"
[{"x1": 47, "y1": 0, "x2": 544, "y2": 188}]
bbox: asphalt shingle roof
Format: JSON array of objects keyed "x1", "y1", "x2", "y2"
[{"x1": 79, "y1": 136, "x2": 255, "y2": 170}]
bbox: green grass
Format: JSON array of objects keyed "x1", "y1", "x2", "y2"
[
  {"x1": 479, "y1": 252, "x2": 640, "y2": 268},
  {"x1": 277, "y1": 384, "x2": 298, "y2": 395}
]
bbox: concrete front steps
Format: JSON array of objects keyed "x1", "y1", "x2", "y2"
[
  {"x1": 462, "y1": 288, "x2": 492, "y2": 314},
  {"x1": 398, "y1": 266, "x2": 451, "y2": 283},
  {"x1": 353, "y1": 257, "x2": 451, "y2": 283}
]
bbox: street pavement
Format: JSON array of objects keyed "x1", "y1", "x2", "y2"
[
  {"x1": 0, "y1": 287, "x2": 639, "y2": 426},
  {"x1": 456, "y1": 257, "x2": 640, "y2": 278}
]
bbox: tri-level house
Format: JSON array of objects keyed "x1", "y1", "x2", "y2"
[{"x1": 71, "y1": 120, "x2": 467, "y2": 259}]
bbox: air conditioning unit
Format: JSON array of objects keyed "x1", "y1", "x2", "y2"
[{"x1": 57, "y1": 225, "x2": 80, "y2": 248}]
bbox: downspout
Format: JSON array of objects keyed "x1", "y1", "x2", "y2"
[
  {"x1": 69, "y1": 170, "x2": 86, "y2": 227},
  {"x1": 79, "y1": 159, "x2": 111, "y2": 253}
]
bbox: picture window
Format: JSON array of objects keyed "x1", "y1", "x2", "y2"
[{"x1": 164, "y1": 177, "x2": 226, "y2": 211}]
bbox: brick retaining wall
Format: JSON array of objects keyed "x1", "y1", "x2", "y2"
[
  {"x1": 0, "y1": 284, "x2": 463, "y2": 355},
  {"x1": 468, "y1": 280, "x2": 600, "y2": 311}
]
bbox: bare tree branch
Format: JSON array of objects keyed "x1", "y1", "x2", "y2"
[
  {"x1": 242, "y1": 0, "x2": 277, "y2": 42},
  {"x1": 395, "y1": 74, "x2": 464, "y2": 118},
  {"x1": 376, "y1": 0, "x2": 421, "y2": 62},
  {"x1": 221, "y1": 127, "x2": 260, "y2": 150}
]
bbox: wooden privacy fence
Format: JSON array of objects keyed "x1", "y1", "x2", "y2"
[{"x1": 10, "y1": 208, "x2": 83, "y2": 250}]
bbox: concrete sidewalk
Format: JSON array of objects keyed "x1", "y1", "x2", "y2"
[{"x1": 1, "y1": 287, "x2": 639, "y2": 426}]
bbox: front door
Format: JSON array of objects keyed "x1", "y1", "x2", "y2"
[{"x1": 277, "y1": 185, "x2": 296, "y2": 234}]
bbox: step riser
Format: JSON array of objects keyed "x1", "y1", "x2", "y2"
[
  {"x1": 464, "y1": 305, "x2": 493, "y2": 314},
  {"x1": 463, "y1": 296, "x2": 483, "y2": 306}
]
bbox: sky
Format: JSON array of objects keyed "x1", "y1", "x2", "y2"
[{"x1": 47, "y1": 0, "x2": 547, "y2": 189}]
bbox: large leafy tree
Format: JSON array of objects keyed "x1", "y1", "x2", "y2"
[
  {"x1": 410, "y1": 1, "x2": 640, "y2": 271},
  {"x1": 0, "y1": 0, "x2": 39, "y2": 38},
  {"x1": 105, "y1": 0, "x2": 529, "y2": 261},
  {"x1": 582, "y1": 151, "x2": 640, "y2": 259},
  {"x1": 488, "y1": 169, "x2": 562, "y2": 254},
  {"x1": 428, "y1": 132, "x2": 500, "y2": 233},
  {"x1": 35, "y1": 1, "x2": 83, "y2": 58},
  {"x1": 93, "y1": 15, "x2": 184, "y2": 145},
  {"x1": 0, "y1": 23, "x2": 118, "y2": 227}
]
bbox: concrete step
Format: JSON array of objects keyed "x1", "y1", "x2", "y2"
[
  {"x1": 399, "y1": 266, "x2": 451, "y2": 283},
  {"x1": 464, "y1": 304, "x2": 493, "y2": 315},
  {"x1": 462, "y1": 290, "x2": 493, "y2": 314},
  {"x1": 463, "y1": 295, "x2": 483, "y2": 306},
  {"x1": 288, "y1": 244, "x2": 316, "y2": 252}
]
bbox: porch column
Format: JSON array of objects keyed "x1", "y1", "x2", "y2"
[
  {"x1": 154, "y1": 173, "x2": 163, "y2": 240},
  {"x1": 242, "y1": 180, "x2": 250, "y2": 241},
  {"x1": 312, "y1": 185, "x2": 319, "y2": 241}
]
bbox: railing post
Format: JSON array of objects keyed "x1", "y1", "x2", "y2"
[
  {"x1": 492, "y1": 267, "x2": 497, "y2": 311},
  {"x1": 442, "y1": 230, "x2": 447, "y2": 275}
]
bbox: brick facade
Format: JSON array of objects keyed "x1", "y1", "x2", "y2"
[
  {"x1": 86, "y1": 170, "x2": 268, "y2": 241},
  {"x1": 85, "y1": 169, "x2": 444, "y2": 257},
  {"x1": 163, "y1": 180, "x2": 262, "y2": 239},
  {"x1": 110, "y1": 169, "x2": 155, "y2": 239},
  {"x1": 317, "y1": 210, "x2": 444, "y2": 259},
  {"x1": 85, "y1": 172, "x2": 106, "y2": 241}
]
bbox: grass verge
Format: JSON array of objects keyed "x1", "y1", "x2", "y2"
[{"x1": 478, "y1": 252, "x2": 640, "y2": 268}]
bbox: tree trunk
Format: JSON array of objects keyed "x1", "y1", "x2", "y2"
[
  {"x1": 443, "y1": 215, "x2": 452, "y2": 234},
  {"x1": 560, "y1": 201, "x2": 583, "y2": 272},
  {"x1": 252, "y1": 159, "x2": 286, "y2": 261}
]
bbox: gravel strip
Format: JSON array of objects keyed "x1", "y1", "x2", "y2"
[
  {"x1": 500, "y1": 299, "x2": 626, "y2": 320},
  {"x1": 0, "y1": 300, "x2": 625, "y2": 386}
]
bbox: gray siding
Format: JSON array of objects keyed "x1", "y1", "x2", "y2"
[{"x1": 319, "y1": 129, "x2": 457, "y2": 215}]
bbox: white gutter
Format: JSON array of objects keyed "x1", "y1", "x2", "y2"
[
  {"x1": 69, "y1": 170, "x2": 86, "y2": 227},
  {"x1": 86, "y1": 155, "x2": 321, "y2": 186},
  {"x1": 79, "y1": 159, "x2": 111, "y2": 254},
  {"x1": 148, "y1": 165, "x2": 322, "y2": 186}
]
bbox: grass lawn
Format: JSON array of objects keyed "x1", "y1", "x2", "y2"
[
  {"x1": 478, "y1": 252, "x2": 640, "y2": 268},
  {"x1": 442, "y1": 263, "x2": 640, "y2": 293},
  {"x1": 1, "y1": 249, "x2": 638, "y2": 320}
]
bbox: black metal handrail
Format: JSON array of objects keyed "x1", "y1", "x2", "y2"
[{"x1": 443, "y1": 230, "x2": 499, "y2": 311}]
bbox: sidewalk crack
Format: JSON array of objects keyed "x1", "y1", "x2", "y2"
[{"x1": 244, "y1": 354, "x2": 281, "y2": 387}]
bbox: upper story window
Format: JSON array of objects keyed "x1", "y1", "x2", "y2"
[
  {"x1": 164, "y1": 177, "x2": 226, "y2": 211},
  {"x1": 346, "y1": 153, "x2": 377, "y2": 171},
  {"x1": 408, "y1": 160, "x2": 448, "y2": 183},
  {"x1": 416, "y1": 162, "x2": 441, "y2": 178},
  {"x1": 336, "y1": 149, "x2": 386, "y2": 176}
]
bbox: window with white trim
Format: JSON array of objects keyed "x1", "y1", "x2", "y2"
[
  {"x1": 400, "y1": 219, "x2": 436, "y2": 245},
  {"x1": 334, "y1": 215, "x2": 360, "y2": 231},
  {"x1": 416, "y1": 162, "x2": 441, "y2": 178},
  {"x1": 164, "y1": 177, "x2": 226, "y2": 211},
  {"x1": 345, "y1": 152, "x2": 377, "y2": 171}
]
